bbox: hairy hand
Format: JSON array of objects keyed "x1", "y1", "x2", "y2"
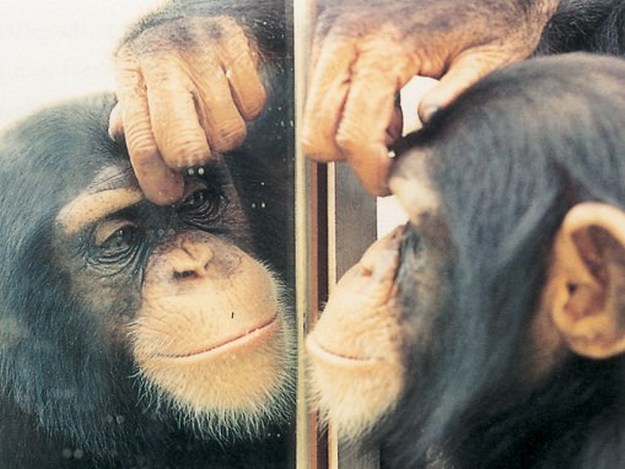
[
  {"x1": 302, "y1": 0, "x2": 558, "y2": 195},
  {"x1": 110, "y1": 16, "x2": 266, "y2": 204}
]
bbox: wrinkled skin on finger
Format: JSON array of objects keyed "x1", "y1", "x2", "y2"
[
  {"x1": 111, "y1": 16, "x2": 267, "y2": 205},
  {"x1": 302, "y1": 0, "x2": 559, "y2": 195}
]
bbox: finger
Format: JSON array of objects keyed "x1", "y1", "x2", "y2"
[
  {"x1": 123, "y1": 96, "x2": 185, "y2": 205},
  {"x1": 418, "y1": 50, "x2": 510, "y2": 123},
  {"x1": 122, "y1": 89, "x2": 185, "y2": 205},
  {"x1": 301, "y1": 34, "x2": 357, "y2": 162},
  {"x1": 115, "y1": 62, "x2": 184, "y2": 204},
  {"x1": 115, "y1": 57, "x2": 157, "y2": 163},
  {"x1": 108, "y1": 102, "x2": 124, "y2": 143},
  {"x1": 189, "y1": 60, "x2": 248, "y2": 153},
  {"x1": 141, "y1": 59, "x2": 212, "y2": 169},
  {"x1": 386, "y1": 102, "x2": 403, "y2": 146},
  {"x1": 336, "y1": 46, "x2": 412, "y2": 195},
  {"x1": 132, "y1": 148, "x2": 185, "y2": 206},
  {"x1": 217, "y1": 22, "x2": 267, "y2": 120}
]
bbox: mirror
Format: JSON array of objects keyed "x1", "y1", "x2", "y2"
[{"x1": 0, "y1": 1, "x2": 297, "y2": 467}]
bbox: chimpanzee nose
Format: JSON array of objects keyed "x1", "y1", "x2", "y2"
[{"x1": 171, "y1": 242, "x2": 214, "y2": 281}]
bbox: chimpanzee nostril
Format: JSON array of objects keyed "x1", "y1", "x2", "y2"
[
  {"x1": 171, "y1": 242, "x2": 214, "y2": 281},
  {"x1": 173, "y1": 270, "x2": 198, "y2": 281}
]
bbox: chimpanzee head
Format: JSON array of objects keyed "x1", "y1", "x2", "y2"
[
  {"x1": 0, "y1": 94, "x2": 295, "y2": 462},
  {"x1": 308, "y1": 53, "x2": 625, "y2": 467}
]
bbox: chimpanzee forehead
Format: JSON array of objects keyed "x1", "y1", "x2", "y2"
[
  {"x1": 56, "y1": 164, "x2": 143, "y2": 236},
  {"x1": 84, "y1": 164, "x2": 138, "y2": 192}
]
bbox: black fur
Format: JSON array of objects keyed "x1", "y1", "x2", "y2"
[
  {"x1": 538, "y1": 0, "x2": 625, "y2": 54},
  {"x1": 387, "y1": 53, "x2": 625, "y2": 468}
]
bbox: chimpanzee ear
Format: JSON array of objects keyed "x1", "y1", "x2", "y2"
[{"x1": 549, "y1": 202, "x2": 625, "y2": 359}]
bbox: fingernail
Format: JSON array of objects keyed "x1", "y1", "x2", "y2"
[{"x1": 108, "y1": 126, "x2": 123, "y2": 143}]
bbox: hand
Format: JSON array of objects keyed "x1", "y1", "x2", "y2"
[
  {"x1": 110, "y1": 16, "x2": 267, "y2": 204},
  {"x1": 302, "y1": 0, "x2": 558, "y2": 195}
]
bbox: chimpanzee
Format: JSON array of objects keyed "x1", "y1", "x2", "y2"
[
  {"x1": 0, "y1": 91, "x2": 295, "y2": 467},
  {"x1": 307, "y1": 52, "x2": 625, "y2": 467},
  {"x1": 283, "y1": 0, "x2": 625, "y2": 195}
]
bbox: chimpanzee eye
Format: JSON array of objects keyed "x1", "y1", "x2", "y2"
[
  {"x1": 179, "y1": 188, "x2": 224, "y2": 227},
  {"x1": 401, "y1": 224, "x2": 423, "y2": 259},
  {"x1": 93, "y1": 221, "x2": 140, "y2": 263},
  {"x1": 102, "y1": 226, "x2": 136, "y2": 250},
  {"x1": 181, "y1": 189, "x2": 211, "y2": 211}
]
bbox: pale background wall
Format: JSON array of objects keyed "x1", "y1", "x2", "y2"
[{"x1": 0, "y1": 0, "x2": 163, "y2": 128}]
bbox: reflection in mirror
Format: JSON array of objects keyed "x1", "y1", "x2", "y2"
[
  {"x1": 0, "y1": 1, "x2": 296, "y2": 467},
  {"x1": 305, "y1": 2, "x2": 625, "y2": 464}
]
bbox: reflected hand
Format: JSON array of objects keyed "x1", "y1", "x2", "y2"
[
  {"x1": 110, "y1": 16, "x2": 267, "y2": 204},
  {"x1": 302, "y1": 0, "x2": 558, "y2": 195}
]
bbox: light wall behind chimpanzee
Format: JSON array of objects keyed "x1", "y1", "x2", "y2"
[{"x1": 0, "y1": 0, "x2": 164, "y2": 128}]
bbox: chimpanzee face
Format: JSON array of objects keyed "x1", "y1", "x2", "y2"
[
  {"x1": 48, "y1": 159, "x2": 295, "y2": 437},
  {"x1": 0, "y1": 90, "x2": 296, "y2": 465},
  {"x1": 306, "y1": 149, "x2": 455, "y2": 440}
]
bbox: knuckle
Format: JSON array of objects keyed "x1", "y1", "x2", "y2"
[
  {"x1": 239, "y1": 86, "x2": 267, "y2": 120},
  {"x1": 335, "y1": 126, "x2": 363, "y2": 153},
  {"x1": 126, "y1": 129, "x2": 159, "y2": 167},
  {"x1": 126, "y1": 126, "x2": 157, "y2": 156},
  {"x1": 301, "y1": 137, "x2": 341, "y2": 162},
  {"x1": 114, "y1": 62, "x2": 145, "y2": 96},
  {"x1": 163, "y1": 132, "x2": 211, "y2": 169},
  {"x1": 211, "y1": 122, "x2": 247, "y2": 152},
  {"x1": 129, "y1": 143, "x2": 159, "y2": 168},
  {"x1": 146, "y1": 65, "x2": 192, "y2": 92}
]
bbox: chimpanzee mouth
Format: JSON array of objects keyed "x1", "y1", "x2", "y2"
[
  {"x1": 157, "y1": 313, "x2": 279, "y2": 362},
  {"x1": 306, "y1": 335, "x2": 380, "y2": 366}
]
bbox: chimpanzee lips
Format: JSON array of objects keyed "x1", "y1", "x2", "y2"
[
  {"x1": 306, "y1": 335, "x2": 380, "y2": 365},
  {"x1": 157, "y1": 313, "x2": 279, "y2": 361}
]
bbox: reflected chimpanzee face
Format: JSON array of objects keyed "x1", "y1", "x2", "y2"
[
  {"x1": 306, "y1": 142, "x2": 568, "y2": 444},
  {"x1": 306, "y1": 151, "x2": 455, "y2": 440},
  {"x1": 311, "y1": 54, "x2": 625, "y2": 469}
]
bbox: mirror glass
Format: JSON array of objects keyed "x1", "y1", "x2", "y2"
[{"x1": 0, "y1": 1, "x2": 296, "y2": 467}]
